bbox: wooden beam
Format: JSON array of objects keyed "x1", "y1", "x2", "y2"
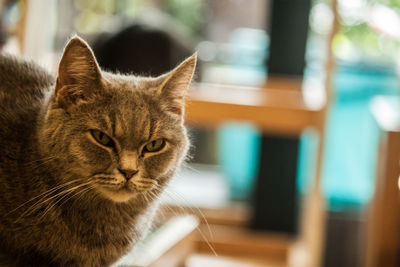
[
  {"x1": 195, "y1": 224, "x2": 293, "y2": 262},
  {"x1": 186, "y1": 82, "x2": 322, "y2": 135},
  {"x1": 366, "y1": 96, "x2": 400, "y2": 267}
]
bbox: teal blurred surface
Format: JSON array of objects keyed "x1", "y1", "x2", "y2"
[
  {"x1": 320, "y1": 63, "x2": 398, "y2": 210},
  {"x1": 217, "y1": 123, "x2": 261, "y2": 200}
]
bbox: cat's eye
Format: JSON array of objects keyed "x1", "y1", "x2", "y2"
[
  {"x1": 90, "y1": 130, "x2": 114, "y2": 147},
  {"x1": 143, "y1": 139, "x2": 166, "y2": 153}
]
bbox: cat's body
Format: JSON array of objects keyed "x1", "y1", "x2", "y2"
[{"x1": 0, "y1": 38, "x2": 195, "y2": 266}]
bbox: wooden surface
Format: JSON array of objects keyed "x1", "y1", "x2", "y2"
[
  {"x1": 195, "y1": 224, "x2": 292, "y2": 263},
  {"x1": 366, "y1": 96, "x2": 400, "y2": 267},
  {"x1": 185, "y1": 76, "x2": 328, "y2": 267},
  {"x1": 160, "y1": 181, "x2": 293, "y2": 266},
  {"x1": 160, "y1": 202, "x2": 249, "y2": 227},
  {"x1": 183, "y1": 10, "x2": 334, "y2": 266},
  {"x1": 159, "y1": 201, "x2": 292, "y2": 265},
  {"x1": 186, "y1": 79, "x2": 325, "y2": 135}
]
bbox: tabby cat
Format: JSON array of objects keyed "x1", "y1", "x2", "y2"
[{"x1": 0, "y1": 37, "x2": 196, "y2": 266}]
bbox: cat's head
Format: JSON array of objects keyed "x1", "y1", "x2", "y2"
[{"x1": 39, "y1": 37, "x2": 196, "y2": 203}]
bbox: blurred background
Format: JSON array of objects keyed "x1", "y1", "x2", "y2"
[{"x1": 1, "y1": 0, "x2": 399, "y2": 266}]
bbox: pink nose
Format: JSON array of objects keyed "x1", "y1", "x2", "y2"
[{"x1": 118, "y1": 169, "x2": 138, "y2": 180}]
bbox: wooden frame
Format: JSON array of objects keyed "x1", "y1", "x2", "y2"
[
  {"x1": 186, "y1": 81, "x2": 323, "y2": 136},
  {"x1": 184, "y1": 75, "x2": 328, "y2": 267},
  {"x1": 184, "y1": 2, "x2": 338, "y2": 265},
  {"x1": 365, "y1": 96, "x2": 400, "y2": 267}
]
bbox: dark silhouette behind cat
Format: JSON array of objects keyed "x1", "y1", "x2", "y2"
[{"x1": 92, "y1": 24, "x2": 194, "y2": 77}]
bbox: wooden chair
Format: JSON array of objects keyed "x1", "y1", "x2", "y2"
[
  {"x1": 365, "y1": 96, "x2": 400, "y2": 267},
  {"x1": 184, "y1": 78, "x2": 326, "y2": 267},
  {"x1": 183, "y1": 1, "x2": 339, "y2": 266}
]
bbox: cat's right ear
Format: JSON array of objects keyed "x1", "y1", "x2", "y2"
[{"x1": 55, "y1": 37, "x2": 103, "y2": 110}]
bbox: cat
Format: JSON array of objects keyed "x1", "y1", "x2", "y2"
[{"x1": 0, "y1": 36, "x2": 196, "y2": 266}]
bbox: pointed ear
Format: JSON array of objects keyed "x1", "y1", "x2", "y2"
[
  {"x1": 158, "y1": 53, "x2": 197, "y2": 116},
  {"x1": 55, "y1": 37, "x2": 103, "y2": 110}
]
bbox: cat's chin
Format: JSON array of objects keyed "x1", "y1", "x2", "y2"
[{"x1": 98, "y1": 187, "x2": 138, "y2": 203}]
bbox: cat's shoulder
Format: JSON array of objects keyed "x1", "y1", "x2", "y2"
[
  {"x1": 0, "y1": 53, "x2": 55, "y2": 91},
  {"x1": 0, "y1": 54, "x2": 55, "y2": 135}
]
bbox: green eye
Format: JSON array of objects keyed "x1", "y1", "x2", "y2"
[
  {"x1": 143, "y1": 139, "x2": 166, "y2": 153},
  {"x1": 90, "y1": 130, "x2": 114, "y2": 147}
]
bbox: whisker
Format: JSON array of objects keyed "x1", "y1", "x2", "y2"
[
  {"x1": 40, "y1": 182, "x2": 95, "y2": 220},
  {"x1": 75, "y1": 184, "x2": 96, "y2": 203},
  {"x1": 7, "y1": 178, "x2": 84, "y2": 216},
  {"x1": 24, "y1": 155, "x2": 57, "y2": 165},
  {"x1": 148, "y1": 187, "x2": 217, "y2": 256},
  {"x1": 194, "y1": 222, "x2": 218, "y2": 256},
  {"x1": 95, "y1": 181, "x2": 120, "y2": 186},
  {"x1": 162, "y1": 188, "x2": 217, "y2": 256},
  {"x1": 92, "y1": 174, "x2": 117, "y2": 181},
  {"x1": 58, "y1": 187, "x2": 91, "y2": 209},
  {"x1": 16, "y1": 180, "x2": 90, "y2": 222},
  {"x1": 180, "y1": 163, "x2": 202, "y2": 174},
  {"x1": 142, "y1": 187, "x2": 218, "y2": 255},
  {"x1": 165, "y1": 189, "x2": 214, "y2": 240},
  {"x1": 147, "y1": 191, "x2": 184, "y2": 221},
  {"x1": 27, "y1": 156, "x2": 59, "y2": 170}
]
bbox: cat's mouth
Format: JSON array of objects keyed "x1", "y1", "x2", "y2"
[
  {"x1": 93, "y1": 174, "x2": 158, "y2": 202},
  {"x1": 96, "y1": 180, "x2": 157, "y2": 202},
  {"x1": 113, "y1": 185, "x2": 133, "y2": 196},
  {"x1": 98, "y1": 185, "x2": 137, "y2": 202},
  {"x1": 118, "y1": 182, "x2": 131, "y2": 191}
]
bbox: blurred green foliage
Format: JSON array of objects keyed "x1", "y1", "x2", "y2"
[
  {"x1": 334, "y1": 0, "x2": 400, "y2": 63},
  {"x1": 163, "y1": 0, "x2": 205, "y2": 36},
  {"x1": 73, "y1": 0, "x2": 205, "y2": 36}
]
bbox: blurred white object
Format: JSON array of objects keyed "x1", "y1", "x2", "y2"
[
  {"x1": 23, "y1": 0, "x2": 57, "y2": 69},
  {"x1": 369, "y1": 4, "x2": 400, "y2": 40},
  {"x1": 197, "y1": 28, "x2": 268, "y2": 86}
]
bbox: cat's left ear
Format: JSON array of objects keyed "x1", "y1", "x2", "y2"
[
  {"x1": 55, "y1": 36, "x2": 103, "y2": 110},
  {"x1": 158, "y1": 53, "x2": 197, "y2": 116}
]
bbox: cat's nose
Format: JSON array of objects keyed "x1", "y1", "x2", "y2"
[{"x1": 118, "y1": 168, "x2": 138, "y2": 180}]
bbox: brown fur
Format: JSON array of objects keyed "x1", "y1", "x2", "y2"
[{"x1": 0, "y1": 37, "x2": 196, "y2": 266}]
